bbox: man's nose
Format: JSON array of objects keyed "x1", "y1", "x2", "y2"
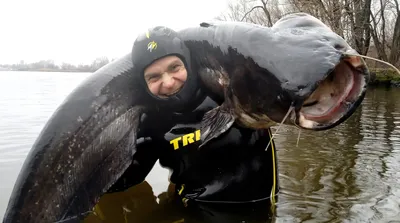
[{"x1": 162, "y1": 73, "x2": 175, "y2": 88}]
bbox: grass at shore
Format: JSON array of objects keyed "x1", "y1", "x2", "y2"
[{"x1": 369, "y1": 68, "x2": 400, "y2": 87}]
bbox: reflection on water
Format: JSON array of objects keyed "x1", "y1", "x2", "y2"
[
  {"x1": 1, "y1": 72, "x2": 400, "y2": 222},
  {"x1": 0, "y1": 71, "x2": 92, "y2": 220},
  {"x1": 84, "y1": 182, "x2": 275, "y2": 223},
  {"x1": 274, "y1": 87, "x2": 400, "y2": 222}
]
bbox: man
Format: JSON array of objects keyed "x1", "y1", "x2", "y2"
[{"x1": 87, "y1": 26, "x2": 279, "y2": 222}]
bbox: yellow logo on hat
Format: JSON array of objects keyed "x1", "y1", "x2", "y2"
[{"x1": 147, "y1": 41, "x2": 157, "y2": 52}]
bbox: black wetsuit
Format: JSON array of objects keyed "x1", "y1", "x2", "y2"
[
  {"x1": 98, "y1": 25, "x2": 280, "y2": 222},
  {"x1": 108, "y1": 94, "x2": 280, "y2": 205}
]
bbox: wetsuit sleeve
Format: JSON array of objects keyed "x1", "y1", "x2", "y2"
[{"x1": 106, "y1": 137, "x2": 160, "y2": 193}]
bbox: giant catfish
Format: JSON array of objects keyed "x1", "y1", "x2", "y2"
[{"x1": 3, "y1": 13, "x2": 372, "y2": 223}]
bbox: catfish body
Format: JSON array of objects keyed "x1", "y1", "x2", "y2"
[
  {"x1": 2, "y1": 55, "x2": 146, "y2": 222},
  {"x1": 2, "y1": 12, "x2": 369, "y2": 223}
]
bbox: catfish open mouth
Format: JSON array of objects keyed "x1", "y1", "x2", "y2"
[{"x1": 296, "y1": 56, "x2": 368, "y2": 130}]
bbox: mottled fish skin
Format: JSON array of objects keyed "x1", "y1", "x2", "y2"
[
  {"x1": 179, "y1": 14, "x2": 343, "y2": 120},
  {"x1": 178, "y1": 13, "x2": 369, "y2": 144},
  {"x1": 2, "y1": 54, "x2": 146, "y2": 223}
]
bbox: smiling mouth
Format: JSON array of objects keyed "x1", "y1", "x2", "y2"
[
  {"x1": 159, "y1": 86, "x2": 183, "y2": 98},
  {"x1": 295, "y1": 55, "x2": 368, "y2": 129}
]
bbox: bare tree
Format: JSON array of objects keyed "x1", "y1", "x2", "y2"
[
  {"x1": 369, "y1": 0, "x2": 399, "y2": 66},
  {"x1": 289, "y1": 0, "x2": 344, "y2": 37},
  {"x1": 370, "y1": 0, "x2": 389, "y2": 61},
  {"x1": 388, "y1": 0, "x2": 400, "y2": 66},
  {"x1": 353, "y1": 0, "x2": 372, "y2": 55},
  {"x1": 288, "y1": 0, "x2": 372, "y2": 54},
  {"x1": 216, "y1": 0, "x2": 399, "y2": 67},
  {"x1": 240, "y1": 0, "x2": 273, "y2": 26},
  {"x1": 215, "y1": 0, "x2": 286, "y2": 26}
]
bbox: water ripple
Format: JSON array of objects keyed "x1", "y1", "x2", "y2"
[
  {"x1": 0, "y1": 72, "x2": 90, "y2": 219},
  {"x1": 1, "y1": 72, "x2": 400, "y2": 222},
  {"x1": 274, "y1": 88, "x2": 400, "y2": 222}
]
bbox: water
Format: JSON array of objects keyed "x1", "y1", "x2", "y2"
[{"x1": 1, "y1": 71, "x2": 400, "y2": 222}]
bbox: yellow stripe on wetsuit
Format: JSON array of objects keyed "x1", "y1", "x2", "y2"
[{"x1": 267, "y1": 128, "x2": 277, "y2": 206}]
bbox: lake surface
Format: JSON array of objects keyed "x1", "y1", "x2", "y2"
[{"x1": 1, "y1": 71, "x2": 400, "y2": 222}]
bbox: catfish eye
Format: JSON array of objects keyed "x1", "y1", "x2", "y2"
[{"x1": 334, "y1": 43, "x2": 345, "y2": 50}]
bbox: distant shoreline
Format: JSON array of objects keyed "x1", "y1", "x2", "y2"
[
  {"x1": 0, "y1": 68, "x2": 93, "y2": 73},
  {"x1": 0, "y1": 57, "x2": 111, "y2": 73},
  {"x1": 1, "y1": 67, "x2": 399, "y2": 87}
]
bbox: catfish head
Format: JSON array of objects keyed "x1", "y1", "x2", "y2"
[
  {"x1": 198, "y1": 13, "x2": 370, "y2": 147},
  {"x1": 269, "y1": 13, "x2": 370, "y2": 131}
]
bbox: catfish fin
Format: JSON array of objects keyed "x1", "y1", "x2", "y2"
[
  {"x1": 49, "y1": 106, "x2": 143, "y2": 222},
  {"x1": 199, "y1": 103, "x2": 235, "y2": 148},
  {"x1": 200, "y1": 22, "x2": 214, "y2": 27}
]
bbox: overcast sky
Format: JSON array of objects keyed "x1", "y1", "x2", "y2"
[{"x1": 0, "y1": 0, "x2": 230, "y2": 65}]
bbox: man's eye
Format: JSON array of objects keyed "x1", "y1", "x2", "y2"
[
  {"x1": 172, "y1": 64, "x2": 181, "y2": 70},
  {"x1": 147, "y1": 75, "x2": 160, "y2": 82}
]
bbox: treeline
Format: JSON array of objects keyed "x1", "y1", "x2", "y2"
[
  {"x1": 216, "y1": 0, "x2": 400, "y2": 68},
  {"x1": 0, "y1": 56, "x2": 112, "y2": 72}
]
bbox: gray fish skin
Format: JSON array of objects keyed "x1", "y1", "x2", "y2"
[
  {"x1": 178, "y1": 13, "x2": 369, "y2": 145},
  {"x1": 2, "y1": 54, "x2": 145, "y2": 223}
]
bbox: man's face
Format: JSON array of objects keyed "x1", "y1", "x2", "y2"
[{"x1": 144, "y1": 55, "x2": 187, "y2": 98}]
